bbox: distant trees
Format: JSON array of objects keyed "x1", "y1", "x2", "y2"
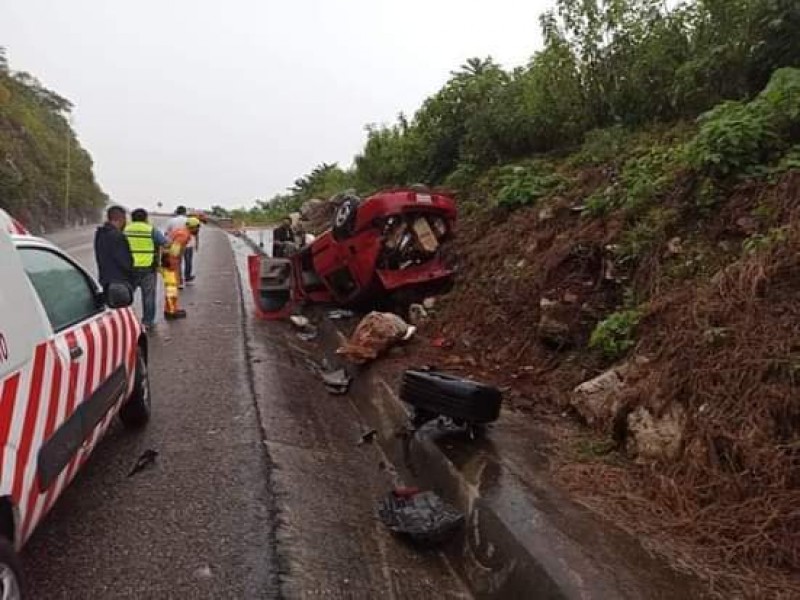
[
  {"x1": 227, "y1": 0, "x2": 799, "y2": 223},
  {"x1": 345, "y1": 0, "x2": 800, "y2": 193},
  {"x1": 0, "y1": 50, "x2": 105, "y2": 229}
]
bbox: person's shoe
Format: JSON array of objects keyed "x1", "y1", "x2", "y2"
[
  {"x1": 178, "y1": 284, "x2": 185, "y2": 290},
  {"x1": 164, "y1": 310, "x2": 187, "y2": 320},
  {"x1": 185, "y1": 275, "x2": 196, "y2": 282},
  {"x1": 142, "y1": 322, "x2": 155, "y2": 332}
]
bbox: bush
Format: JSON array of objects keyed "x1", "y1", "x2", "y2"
[
  {"x1": 494, "y1": 164, "x2": 564, "y2": 209},
  {"x1": 686, "y1": 68, "x2": 800, "y2": 178},
  {"x1": 686, "y1": 101, "x2": 776, "y2": 177},
  {"x1": 589, "y1": 310, "x2": 642, "y2": 360}
]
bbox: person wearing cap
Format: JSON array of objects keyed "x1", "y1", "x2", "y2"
[
  {"x1": 184, "y1": 216, "x2": 201, "y2": 282},
  {"x1": 124, "y1": 208, "x2": 168, "y2": 329},
  {"x1": 161, "y1": 220, "x2": 192, "y2": 320}
]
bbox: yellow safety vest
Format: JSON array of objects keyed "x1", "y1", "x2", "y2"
[{"x1": 124, "y1": 221, "x2": 156, "y2": 268}]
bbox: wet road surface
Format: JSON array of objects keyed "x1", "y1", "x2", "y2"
[{"x1": 20, "y1": 224, "x2": 467, "y2": 598}]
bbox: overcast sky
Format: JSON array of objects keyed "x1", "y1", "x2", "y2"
[{"x1": 2, "y1": 0, "x2": 553, "y2": 210}]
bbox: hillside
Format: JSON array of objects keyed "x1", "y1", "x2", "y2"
[
  {"x1": 0, "y1": 47, "x2": 107, "y2": 232},
  {"x1": 252, "y1": 1, "x2": 800, "y2": 596}
]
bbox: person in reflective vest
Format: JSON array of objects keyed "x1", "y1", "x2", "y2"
[
  {"x1": 162, "y1": 223, "x2": 192, "y2": 319},
  {"x1": 124, "y1": 208, "x2": 167, "y2": 328}
]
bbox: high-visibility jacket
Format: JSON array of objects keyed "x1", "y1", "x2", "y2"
[
  {"x1": 167, "y1": 226, "x2": 191, "y2": 258},
  {"x1": 124, "y1": 221, "x2": 156, "y2": 268}
]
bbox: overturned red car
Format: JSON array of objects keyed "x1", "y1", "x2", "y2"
[{"x1": 248, "y1": 188, "x2": 457, "y2": 319}]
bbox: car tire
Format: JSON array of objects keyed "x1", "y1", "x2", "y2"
[
  {"x1": 120, "y1": 348, "x2": 151, "y2": 429},
  {"x1": 0, "y1": 536, "x2": 24, "y2": 600},
  {"x1": 332, "y1": 196, "x2": 359, "y2": 241},
  {"x1": 400, "y1": 370, "x2": 502, "y2": 424}
]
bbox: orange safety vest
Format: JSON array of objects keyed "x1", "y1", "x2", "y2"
[{"x1": 168, "y1": 226, "x2": 191, "y2": 257}]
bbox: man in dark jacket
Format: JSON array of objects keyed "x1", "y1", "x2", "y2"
[
  {"x1": 94, "y1": 205, "x2": 134, "y2": 293},
  {"x1": 272, "y1": 217, "x2": 293, "y2": 257}
]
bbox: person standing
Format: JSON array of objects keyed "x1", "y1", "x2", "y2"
[
  {"x1": 94, "y1": 205, "x2": 133, "y2": 296},
  {"x1": 124, "y1": 208, "x2": 168, "y2": 329},
  {"x1": 272, "y1": 217, "x2": 293, "y2": 257},
  {"x1": 166, "y1": 205, "x2": 189, "y2": 287},
  {"x1": 183, "y1": 216, "x2": 201, "y2": 282},
  {"x1": 162, "y1": 221, "x2": 192, "y2": 319}
]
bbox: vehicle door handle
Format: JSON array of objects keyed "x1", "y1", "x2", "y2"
[{"x1": 69, "y1": 345, "x2": 83, "y2": 361}]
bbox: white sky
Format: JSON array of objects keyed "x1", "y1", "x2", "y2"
[{"x1": 1, "y1": 0, "x2": 553, "y2": 210}]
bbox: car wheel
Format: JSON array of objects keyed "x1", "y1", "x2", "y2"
[
  {"x1": 120, "y1": 347, "x2": 151, "y2": 429},
  {"x1": 0, "y1": 537, "x2": 23, "y2": 600},
  {"x1": 332, "y1": 196, "x2": 359, "y2": 240},
  {"x1": 400, "y1": 370, "x2": 502, "y2": 424}
]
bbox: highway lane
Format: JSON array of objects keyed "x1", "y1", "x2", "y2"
[
  {"x1": 20, "y1": 224, "x2": 467, "y2": 598},
  {"x1": 23, "y1": 225, "x2": 279, "y2": 598}
]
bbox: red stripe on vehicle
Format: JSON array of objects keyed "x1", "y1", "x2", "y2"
[
  {"x1": 20, "y1": 342, "x2": 65, "y2": 540},
  {"x1": 43, "y1": 332, "x2": 82, "y2": 514},
  {"x1": 11, "y1": 344, "x2": 47, "y2": 501},
  {"x1": 98, "y1": 316, "x2": 110, "y2": 381},
  {"x1": 123, "y1": 309, "x2": 138, "y2": 377},
  {"x1": 0, "y1": 373, "x2": 21, "y2": 447},
  {"x1": 81, "y1": 322, "x2": 97, "y2": 398},
  {"x1": 109, "y1": 313, "x2": 120, "y2": 370}
]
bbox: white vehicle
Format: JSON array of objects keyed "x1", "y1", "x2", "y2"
[{"x1": 0, "y1": 210, "x2": 151, "y2": 598}]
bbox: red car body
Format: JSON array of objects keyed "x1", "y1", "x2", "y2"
[{"x1": 248, "y1": 189, "x2": 457, "y2": 319}]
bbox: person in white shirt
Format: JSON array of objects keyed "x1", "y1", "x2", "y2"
[
  {"x1": 165, "y1": 206, "x2": 189, "y2": 287},
  {"x1": 165, "y1": 205, "x2": 188, "y2": 236}
]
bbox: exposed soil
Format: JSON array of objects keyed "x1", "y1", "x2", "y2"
[{"x1": 388, "y1": 170, "x2": 800, "y2": 598}]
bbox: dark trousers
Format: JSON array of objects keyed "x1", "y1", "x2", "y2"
[
  {"x1": 131, "y1": 268, "x2": 157, "y2": 326},
  {"x1": 183, "y1": 247, "x2": 194, "y2": 279}
]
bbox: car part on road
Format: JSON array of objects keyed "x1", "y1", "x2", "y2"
[
  {"x1": 400, "y1": 369, "x2": 502, "y2": 426},
  {"x1": 296, "y1": 329, "x2": 319, "y2": 342},
  {"x1": 0, "y1": 537, "x2": 23, "y2": 600},
  {"x1": 320, "y1": 368, "x2": 352, "y2": 395},
  {"x1": 331, "y1": 194, "x2": 360, "y2": 241},
  {"x1": 377, "y1": 489, "x2": 464, "y2": 546},
  {"x1": 119, "y1": 349, "x2": 152, "y2": 429},
  {"x1": 127, "y1": 449, "x2": 159, "y2": 477},
  {"x1": 327, "y1": 309, "x2": 355, "y2": 320},
  {"x1": 357, "y1": 429, "x2": 378, "y2": 446},
  {"x1": 336, "y1": 312, "x2": 416, "y2": 365}
]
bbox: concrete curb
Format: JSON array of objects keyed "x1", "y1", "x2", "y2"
[{"x1": 313, "y1": 314, "x2": 699, "y2": 600}]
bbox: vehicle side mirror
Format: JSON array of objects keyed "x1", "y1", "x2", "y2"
[{"x1": 106, "y1": 282, "x2": 133, "y2": 309}]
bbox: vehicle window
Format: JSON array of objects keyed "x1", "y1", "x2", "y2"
[{"x1": 18, "y1": 248, "x2": 100, "y2": 332}]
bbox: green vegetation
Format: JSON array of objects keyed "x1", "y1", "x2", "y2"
[
  {"x1": 0, "y1": 47, "x2": 107, "y2": 231},
  {"x1": 239, "y1": 0, "x2": 798, "y2": 227},
  {"x1": 589, "y1": 309, "x2": 643, "y2": 360}
]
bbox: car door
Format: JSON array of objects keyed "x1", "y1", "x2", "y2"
[{"x1": 15, "y1": 245, "x2": 133, "y2": 544}]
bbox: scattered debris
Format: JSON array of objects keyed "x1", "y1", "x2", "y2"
[
  {"x1": 320, "y1": 368, "x2": 352, "y2": 395},
  {"x1": 430, "y1": 335, "x2": 453, "y2": 349},
  {"x1": 193, "y1": 565, "x2": 213, "y2": 580},
  {"x1": 296, "y1": 328, "x2": 319, "y2": 342},
  {"x1": 407, "y1": 304, "x2": 428, "y2": 325},
  {"x1": 289, "y1": 315, "x2": 310, "y2": 328},
  {"x1": 128, "y1": 449, "x2": 158, "y2": 477},
  {"x1": 377, "y1": 489, "x2": 464, "y2": 546},
  {"x1": 327, "y1": 309, "x2": 356, "y2": 320},
  {"x1": 357, "y1": 429, "x2": 378, "y2": 445},
  {"x1": 337, "y1": 312, "x2": 416, "y2": 364}
]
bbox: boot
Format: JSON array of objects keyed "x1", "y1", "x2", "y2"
[{"x1": 164, "y1": 309, "x2": 187, "y2": 320}]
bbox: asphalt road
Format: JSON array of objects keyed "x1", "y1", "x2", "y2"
[{"x1": 20, "y1": 224, "x2": 467, "y2": 598}]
